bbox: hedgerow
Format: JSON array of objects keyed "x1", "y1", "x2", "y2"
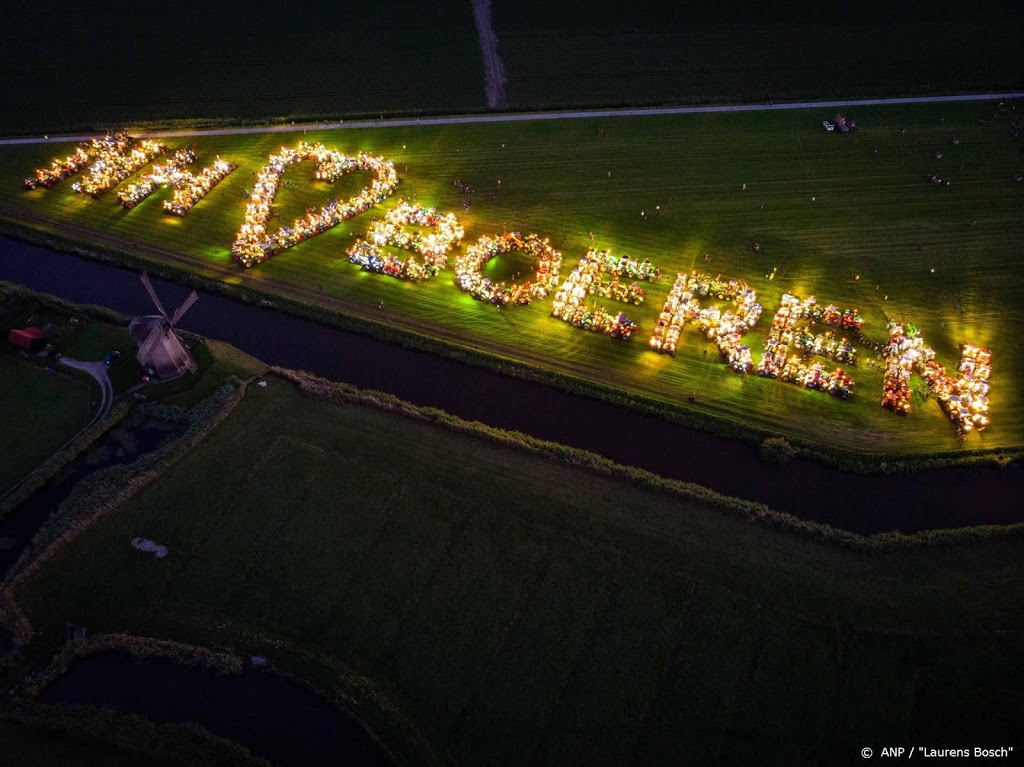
[
  {"x1": 0, "y1": 400, "x2": 133, "y2": 524},
  {"x1": 1, "y1": 698, "x2": 268, "y2": 766},
  {"x1": 270, "y1": 368, "x2": 1024, "y2": 553}
]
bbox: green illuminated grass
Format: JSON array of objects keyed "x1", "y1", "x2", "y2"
[
  {"x1": 17, "y1": 380, "x2": 1024, "y2": 764},
  {"x1": 1, "y1": 101, "x2": 1021, "y2": 456}
]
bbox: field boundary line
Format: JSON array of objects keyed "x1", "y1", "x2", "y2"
[{"x1": 2, "y1": 92, "x2": 1022, "y2": 144}]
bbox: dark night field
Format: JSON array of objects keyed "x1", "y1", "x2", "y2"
[
  {"x1": 15, "y1": 377, "x2": 1024, "y2": 765},
  {"x1": 2, "y1": 2, "x2": 1023, "y2": 765},
  {"x1": 0, "y1": 356, "x2": 92, "y2": 494},
  {"x1": 494, "y1": 1, "x2": 1022, "y2": 109},
  {"x1": 0, "y1": 0, "x2": 483, "y2": 134},
  {"x1": 1, "y1": 1, "x2": 1019, "y2": 133}
]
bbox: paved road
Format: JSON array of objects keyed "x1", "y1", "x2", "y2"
[{"x1": 1, "y1": 92, "x2": 1021, "y2": 145}]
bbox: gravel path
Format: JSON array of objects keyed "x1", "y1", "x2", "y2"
[{"x1": 1, "y1": 92, "x2": 1020, "y2": 145}]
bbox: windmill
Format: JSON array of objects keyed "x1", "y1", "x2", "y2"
[{"x1": 129, "y1": 272, "x2": 199, "y2": 379}]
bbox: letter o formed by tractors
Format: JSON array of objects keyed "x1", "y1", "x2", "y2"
[{"x1": 455, "y1": 232, "x2": 563, "y2": 307}]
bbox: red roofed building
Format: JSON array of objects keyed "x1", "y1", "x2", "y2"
[{"x1": 8, "y1": 326, "x2": 49, "y2": 352}]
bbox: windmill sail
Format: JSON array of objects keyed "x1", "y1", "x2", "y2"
[
  {"x1": 140, "y1": 271, "x2": 169, "y2": 320},
  {"x1": 169, "y1": 290, "x2": 198, "y2": 327}
]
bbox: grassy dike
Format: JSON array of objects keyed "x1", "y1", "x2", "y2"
[
  {"x1": 0, "y1": 699, "x2": 269, "y2": 767},
  {"x1": 2, "y1": 101, "x2": 1022, "y2": 468},
  {"x1": 6, "y1": 367, "x2": 1022, "y2": 765}
]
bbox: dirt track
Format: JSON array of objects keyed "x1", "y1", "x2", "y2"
[{"x1": 471, "y1": 0, "x2": 508, "y2": 108}]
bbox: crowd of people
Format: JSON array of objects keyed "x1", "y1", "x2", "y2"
[
  {"x1": 25, "y1": 132, "x2": 166, "y2": 196},
  {"x1": 882, "y1": 323, "x2": 990, "y2": 433},
  {"x1": 117, "y1": 149, "x2": 236, "y2": 215},
  {"x1": 454, "y1": 233, "x2": 562, "y2": 306},
  {"x1": 649, "y1": 272, "x2": 761, "y2": 372},
  {"x1": 233, "y1": 142, "x2": 398, "y2": 267},
  {"x1": 757, "y1": 294, "x2": 856, "y2": 398},
  {"x1": 551, "y1": 249, "x2": 651, "y2": 339},
  {"x1": 347, "y1": 201, "x2": 464, "y2": 280}
]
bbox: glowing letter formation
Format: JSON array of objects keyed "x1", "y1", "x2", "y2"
[{"x1": 24, "y1": 134, "x2": 994, "y2": 438}]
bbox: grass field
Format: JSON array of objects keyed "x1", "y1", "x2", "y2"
[
  {"x1": 0, "y1": 0, "x2": 484, "y2": 134},
  {"x1": 15, "y1": 378, "x2": 1024, "y2": 764},
  {"x1": 0, "y1": 356, "x2": 92, "y2": 494},
  {"x1": 0, "y1": 718, "x2": 181, "y2": 767},
  {"x1": 0, "y1": 704, "x2": 267, "y2": 767},
  {"x1": 141, "y1": 340, "x2": 263, "y2": 408},
  {"x1": 1, "y1": 101, "x2": 1022, "y2": 457},
  {"x1": 493, "y1": 2, "x2": 1022, "y2": 109},
  {"x1": 1, "y1": 2, "x2": 1018, "y2": 134}
]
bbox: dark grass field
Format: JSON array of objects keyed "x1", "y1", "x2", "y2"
[
  {"x1": 494, "y1": 1, "x2": 1022, "y2": 109},
  {"x1": 2, "y1": 2, "x2": 1019, "y2": 135},
  {"x1": 2, "y1": 101, "x2": 1022, "y2": 456},
  {"x1": 0, "y1": 0, "x2": 484, "y2": 134},
  {"x1": 0, "y1": 718, "x2": 183, "y2": 767},
  {"x1": 0, "y1": 355, "x2": 92, "y2": 494},
  {"x1": 17, "y1": 379, "x2": 1024, "y2": 764}
]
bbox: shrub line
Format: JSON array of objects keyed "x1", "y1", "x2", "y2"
[
  {"x1": 270, "y1": 367, "x2": 1024, "y2": 553},
  {"x1": 0, "y1": 696, "x2": 269, "y2": 766},
  {"x1": 0, "y1": 401, "x2": 133, "y2": 524},
  {"x1": 20, "y1": 633, "x2": 244, "y2": 700}
]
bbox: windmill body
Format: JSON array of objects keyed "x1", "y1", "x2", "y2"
[{"x1": 131, "y1": 272, "x2": 199, "y2": 379}]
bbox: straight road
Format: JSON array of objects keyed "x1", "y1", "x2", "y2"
[{"x1": 1, "y1": 92, "x2": 1021, "y2": 145}]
